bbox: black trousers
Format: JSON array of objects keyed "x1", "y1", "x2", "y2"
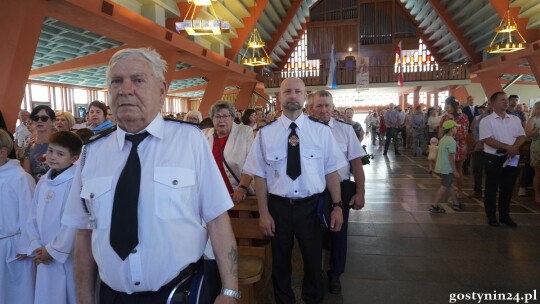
[
  {"x1": 472, "y1": 150, "x2": 485, "y2": 193},
  {"x1": 100, "y1": 259, "x2": 202, "y2": 304},
  {"x1": 268, "y1": 194, "x2": 323, "y2": 304},
  {"x1": 483, "y1": 154, "x2": 518, "y2": 219},
  {"x1": 384, "y1": 127, "x2": 399, "y2": 152}
]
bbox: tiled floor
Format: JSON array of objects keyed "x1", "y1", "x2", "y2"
[{"x1": 262, "y1": 142, "x2": 540, "y2": 304}]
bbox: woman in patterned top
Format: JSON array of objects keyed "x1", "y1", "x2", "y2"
[{"x1": 23, "y1": 105, "x2": 55, "y2": 181}]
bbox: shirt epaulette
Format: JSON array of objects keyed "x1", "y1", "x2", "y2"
[
  {"x1": 163, "y1": 117, "x2": 200, "y2": 127},
  {"x1": 334, "y1": 119, "x2": 349, "y2": 125},
  {"x1": 257, "y1": 119, "x2": 278, "y2": 129},
  {"x1": 83, "y1": 125, "x2": 117, "y2": 145},
  {"x1": 308, "y1": 116, "x2": 329, "y2": 125}
]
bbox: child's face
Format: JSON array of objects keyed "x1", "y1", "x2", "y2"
[
  {"x1": 448, "y1": 127, "x2": 456, "y2": 136},
  {"x1": 46, "y1": 143, "x2": 78, "y2": 171}
]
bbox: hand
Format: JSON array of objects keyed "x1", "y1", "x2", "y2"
[
  {"x1": 214, "y1": 293, "x2": 238, "y2": 304},
  {"x1": 231, "y1": 188, "x2": 246, "y2": 204},
  {"x1": 507, "y1": 145, "x2": 519, "y2": 157},
  {"x1": 15, "y1": 254, "x2": 28, "y2": 260},
  {"x1": 349, "y1": 193, "x2": 365, "y2": 210},
  {"x1": 259, "y1": 213, "x2": 275, "y2": 237},
  {"x1": 330, "y1": 208, "x2": 343, "y2": 232},
  {"x1": 33, "y1": 246, "x2": 53, "y2": 265}
]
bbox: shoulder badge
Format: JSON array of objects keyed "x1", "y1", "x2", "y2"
[
  {"x1": 84, "y1": 125, "x2": 117, "y2": 145},
  {"x1": 257, "y1": 119, "x2": 278, "y2": 129},
  {"x1": 308, "y1": 116, "x2": 329, "y2": 126}
]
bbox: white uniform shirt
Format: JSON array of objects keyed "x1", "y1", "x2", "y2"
[
  {"x1": 479, "y1": 112, "x2": 525, "y2": 156},
  {"x1": 62, "y1": 115, "x2": 233, "y2": 293},
  {"x1": 243, "y1": 114, "x2": 346, "y2": 198},
  {"x1": 328, "y1": 118, "x2": 366, "y2": 181},
  {"x1": 0, "y1": 159, "x2": 35, "y2": 304}
]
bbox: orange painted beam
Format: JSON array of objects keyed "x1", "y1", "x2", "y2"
[
  {"x1": 174, "y1": 68, "x2": 207, "y2": 80},
  {"x1": 199, "y1": 71, "x2": 229, "y2": 116},
  {"x1": 489, "y1": 0, "x2": 540, "y2": 43},
  {"x1": 0, "y1": 0, "x2": 46, "y2": 131},
  {"x1": 477, "y1": 71, "x2": 502, "y2": 97},
  {"x1": 266, "y1": 0, "x2": 303, "y2": 55},
  {"x1": 160, "y1": 50, "x2": 180, "y2": 88},
  {"x1": 427, "y1": 0, "x2": 482, "y2": 63},
  {"x1": 276, "y1": 23, "x2": 306, "y2": 71},
  {"x1": 471, "y1": 40, "x2": 540, "y2": 73},
  {"x1": 45, "y1": 0, "x2": 257, "y2": 83},
  {"x1": 234, "y1": 82, "x2": 257, "y2": 110},
  {"x1": 526, "y1": 54, "x2": 540, "y2": 90},
  {"x1": 30, "y1": 46, "x2": 129, "y2": 77},
  {"x1": 225, "y1": 0, "x2": 269, "y2": 60}
]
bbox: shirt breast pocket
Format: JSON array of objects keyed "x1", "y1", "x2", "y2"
[
  {"x1": 301, "y1": 148, "x2": 323, "y2": 174},
  {"x1": 154, "y1": 167, "x2": 196, "y2": 220},
  {"x1": 266, "y1": 150, "x2": 286, "y2": 169},
  {"x1": 81, "y1": 176, "x2": 114, "y2": 230}
]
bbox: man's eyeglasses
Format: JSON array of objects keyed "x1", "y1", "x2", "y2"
[
  {"x1": 213, "y1": 114, "x2": 231, "y2": 120},
  {"x1": 32, "y1": 116, "x2": 51, "y2": 122}
]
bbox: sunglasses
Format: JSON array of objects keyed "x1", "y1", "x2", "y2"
[{"x1": 32, "y1": 115, "x2": 51, "y2": 122}]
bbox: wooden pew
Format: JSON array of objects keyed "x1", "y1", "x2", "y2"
[{"x1": 231, "y1": 197, "x2": 271, "y2": 304}]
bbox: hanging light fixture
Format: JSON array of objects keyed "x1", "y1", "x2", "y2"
[
  {"x1": 241, "y1": 1, "x2": 272, "y2": 66},
  {"x1": 486, "y1": 9, "x2": 526, "y2": 53},
  {"x1": 176, "y1": 0, "x2": 230, "y2": 35},
  {"x1": 242, "y1": 28, "x2": 272, "y2": 66}
]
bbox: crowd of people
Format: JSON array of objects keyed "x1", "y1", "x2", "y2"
[{"x1": 1, "y1": 46, "x2": 535, "y2": 304}]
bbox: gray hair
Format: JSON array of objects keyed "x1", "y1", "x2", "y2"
[
  {"x1": 209, "y1": 101, "x2": 235, "y2": 118},
  {"x1": 106, "y1": 48, "x2": 168, "y2": 84},
  {"x1": 184, "y1": 110, "x2": 203, "y2": 123},
  {"x1": 307, "y1": 90, "x2": 333, "y2": 108}
]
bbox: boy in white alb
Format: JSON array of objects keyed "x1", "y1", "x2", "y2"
[
  {"x1": 26, "y1": 131, "x2": 83, "y2": 304},
  {"x1": 0, "y1": 129, "x2": 36, "y2": 304}
]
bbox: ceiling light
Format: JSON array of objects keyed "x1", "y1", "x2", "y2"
[
  {"x1": 486, "y1": 9, "x2": 526, "y2": 54},
  {"x1": 176, "y1": 0, "x2": 229, "y2": 36},
  {"x1": 241, "y1": 28, "x2": 272, "y2": 66}
]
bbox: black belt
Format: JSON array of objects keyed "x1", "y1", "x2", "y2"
[
  {"x1": 484, "y1": 153, "x2": 506, "y2": 162},
  {"x1": 132, "y1": 257, "x2": 203, "y2": 296},
  {"x1": 269, "y1": 193, "x2": 319, "y2": 205}
]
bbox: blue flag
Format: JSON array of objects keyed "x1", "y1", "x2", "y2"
[{"x1": 326, "y1": 43, "x2": 337, "y2": 89}]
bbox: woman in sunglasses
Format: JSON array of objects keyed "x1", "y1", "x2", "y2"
[{"x1": 22, "y1": 105, "x2": 55, "y2": 181}]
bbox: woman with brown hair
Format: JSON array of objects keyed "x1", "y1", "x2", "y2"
[{"x1": 23, "y1": 105, "x2": 55, "y2": 181}]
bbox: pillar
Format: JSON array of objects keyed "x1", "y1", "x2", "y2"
[
  {"x1": 234, "y1": 82, "x2": 257, "y2": 110},
  {"x1": 527, "y1": 54, "x2": 540, "y2": 91},
  {"x1": 0, "y1": 0, "x2": 46, "y2": 132},
  {"x1": 477, "y1": 71, "x2": 502, "y2": 98},
  {"x1": 198, "y1": 71, "x2": 229, "y2": 117},
  {"x1": 413, "y1": 86, "x2": 421, "y2": 108}
]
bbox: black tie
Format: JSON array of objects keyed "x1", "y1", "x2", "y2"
[
  {"x1": 110, "y1": 132, "x2": 150, "y2": 260},
  {"x1": 286, "y1": 122, "x2": 301, "y2": 180}
]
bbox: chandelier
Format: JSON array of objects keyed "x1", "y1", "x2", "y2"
[
  {"x1": 175, "y1": 0, "x2": 230, "y2": 35},
  {"x1": 241, "y1": 28, "x2": 272, "y2": 66},
  {"x1": 486, "y1": 9, "x2": 526, "y2": 53}
]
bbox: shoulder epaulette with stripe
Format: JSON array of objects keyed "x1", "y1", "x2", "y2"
[
  {"x1": 83, "y1": 125, "x2": 117, "y2": 145},
  {"x1": 257, "y1": 119, "x2": 278, "y2": 129},
  {"x1": 334, "y1": 119, "x2": 349, "y2": 125},
  {"x1": 308, "y1": 115, "x2": 329, "y2": 126},
  {"x1": 163, "y1": 117, "x2": 200, "y2": 127}
]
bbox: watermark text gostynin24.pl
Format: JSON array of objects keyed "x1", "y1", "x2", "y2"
[{"x1": 449, "y1": 290, "x2": 537, "y2": 303}]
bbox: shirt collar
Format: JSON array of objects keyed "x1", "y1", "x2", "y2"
[
  {"x1": 116, "y1": 113, "x2": 163, "y2": 149},
  {"x1": 279, "y1": 112, "x2": 306, "y2": 130},
  {"x1": 328, "y1": 117, "x2": 336, "y2": 128},
  {"x1": 490, "y1": 111, "x2": 510, "y2": 120}
]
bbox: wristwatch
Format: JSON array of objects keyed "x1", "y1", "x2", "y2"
[
  {"x1": 221, "y1": 288, "x2": 241, "y2": 300},
  {"x1": 332, "y1": 201, "x2": 343, "y2": 209}
]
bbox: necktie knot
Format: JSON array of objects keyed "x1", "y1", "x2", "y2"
[
  {"x1": 126, "y1": 132, "x2": 150, "y2": 147},
  {"x1": 289, "y1": 122, "x2": 297, "y2": 130}
]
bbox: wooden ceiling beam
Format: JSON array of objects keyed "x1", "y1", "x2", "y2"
[
  {"x1": 265, "y1": 0, "x2": 303, "y2": 55},
  {"x1": 427, "y1": 0, "x2": 482, "y2": 63},
  {"x1": 224, "y1": 0, "x2": 269, "y2": 60},
  {"x1": 30, "y1": 46, "x2": 129, "y2": 77}
]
